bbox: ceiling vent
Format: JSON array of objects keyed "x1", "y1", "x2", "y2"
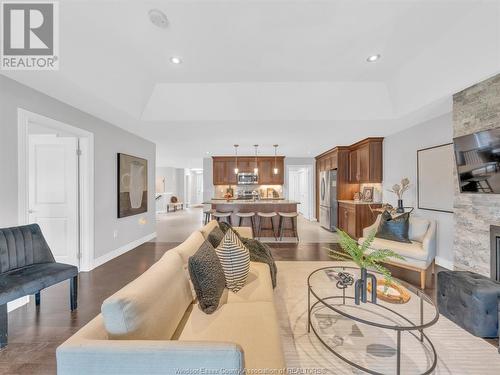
[{"x1": 149, "y1": 9, "x2": 168, "y2": 29}]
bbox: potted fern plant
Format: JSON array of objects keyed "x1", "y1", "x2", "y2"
[{"x1": 328, "y1": 229, "x2": 405, "y2": 305}]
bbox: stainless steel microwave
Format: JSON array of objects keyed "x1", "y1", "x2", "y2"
[{"x1": 237, "y1": 173, "x2": 258, "y2": 185}]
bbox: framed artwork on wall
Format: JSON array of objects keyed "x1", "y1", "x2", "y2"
[
  {"x1": 417, "y1": 143, "x2": 454, "y2": 213},
  {"x1": 117, "y1": 153, "x2": 148, "y2": 218},
  {"x1": 362, "y1": 187, "x2": 374, "y2": 202}
]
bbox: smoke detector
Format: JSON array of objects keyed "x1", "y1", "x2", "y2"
[{"x1": 148, "y1": 9, "x2": 168, "y2": 28}]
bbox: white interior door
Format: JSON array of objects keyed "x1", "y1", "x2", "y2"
[
  {"x1": 299, "y1": 169, "x2": 310, "y2": 219},
  {"x1": 28, "y1": 134, "x2": 79, "y2": 267},
  {"x1": 195, "y1": 173, "x2": 203, "y2": 204}
]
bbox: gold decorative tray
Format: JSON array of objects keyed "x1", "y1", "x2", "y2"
[{"x1": 367, "y1": 279, "x2": 411, "y2": 304}]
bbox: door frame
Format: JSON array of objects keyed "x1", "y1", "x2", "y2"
[
  {"x1": 286, "y1": 164, "x2": 314, "y2": 221},
  {"x1": 17, "y1": 108, "x2": 95, "y2": 271}
]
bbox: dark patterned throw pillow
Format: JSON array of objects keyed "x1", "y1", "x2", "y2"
[
  {"x1": 206, "y1": 225, "x2": 225, "y2": 248},
  {"x1": 188, "y1": 240, "x2": 225, "y2": 314}
]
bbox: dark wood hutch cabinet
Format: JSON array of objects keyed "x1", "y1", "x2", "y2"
[{"x1": 315, "y1": 137, "x2": 384, "y2": 239}]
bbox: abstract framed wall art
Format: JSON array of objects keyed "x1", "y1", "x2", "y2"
[{"x1": 117, "y1": 153, "x2": 148, "y2": 218}]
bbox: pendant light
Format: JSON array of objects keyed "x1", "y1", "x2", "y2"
[
  {"x1": 273, "y1": 144, "x2": 279, "y2": 175},
  {"x1": 233, "y1": 144, "x2": 239, "y2": 174},
  {"x1": 253, "y1": 144, "x2": 259, "y2": 174}
]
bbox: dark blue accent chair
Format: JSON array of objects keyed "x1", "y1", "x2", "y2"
[{"x1": 0, "y1": 224, "x2": 78, "y2": 348}]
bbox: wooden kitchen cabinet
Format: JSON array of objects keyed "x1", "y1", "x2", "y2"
[
  {"x1": 257, "y1": 158, "x2": 273, "y2": 184},
  {"x1": 271, "y1": 158, "x2": 285, "y2": 184},
  {"x1": 348, "y1": 138, "x2": 383, "y2": 183},
  {"x1": 257, "y1": 157, "x2": 285, "y2": 185},
  {"x1": 338, "y1": 202, "x2": 381, "y2": 239},
  {"x1": 236, "y1": 157, "x2": 255, "y2": 173},
  {"x1": 212, "y1": 156, "x2": 285, "y2": 185},
  {"x1": 338, "y1": 202, "x2": 357, "y2": 238},
  {"x1": 213, "y1": 159, "x2": 227, "y2": 185}
]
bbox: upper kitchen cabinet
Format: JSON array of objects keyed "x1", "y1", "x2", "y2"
[
  {"x1": 271, "y1": 157, "x2": 285, "y2": 184},
  {"x1": 348, "y1": 138, "x2": 383, "y2": 183},
  {"x1": 236, "y1": 157, "x2": 255, "y2": 173},
  {"x1": 213, "y1": 158, "x2": 227, "y2": 185},
  {"x1": 212, "y1": 156, "x2": 284, "y2": 185},
  {"x1": 258, "y1": 157, "x2": 285, "y2": 185},
  {"x1": 316, "y1": 150, "x2": 338, "y2": 172},
  {"x1": 213, "y1": 157, "x2": 237, "y2": 185}
]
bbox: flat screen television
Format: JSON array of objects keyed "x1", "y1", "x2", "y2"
[{"x1": 454, "y1": 126, "x2": 500, "y2": 193}]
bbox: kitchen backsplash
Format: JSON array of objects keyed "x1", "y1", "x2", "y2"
[{"x1": 214, "y1": 185, "x2": 283, "y2": 198}]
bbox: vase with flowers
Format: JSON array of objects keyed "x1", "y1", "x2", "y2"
[
  {"x1": 327, "y1": 229, "x2": 405, "y2": 304},
  {"x1": 388, "y1": 178, "x2": 410, "y2": 213}
]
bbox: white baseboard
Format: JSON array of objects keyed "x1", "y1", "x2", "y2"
[
  {"x1": 7, "y1": 296, "x2": 29, "y2": 312},
  {"x1": 91, "y1": 232, "x2": 157, "y2": 270},
  {"x1": 435, "y1": 256, "x2": 454, "y2": 270}
]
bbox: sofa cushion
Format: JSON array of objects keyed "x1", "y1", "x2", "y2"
[
  {"x1": 188, "y1": 240, "x2": 226, "y2": 314},
  {"x1": 199, "y1": 220, "x2": 219, "y2": 238},
  {"x1": 0, "y1": 262, "x2": 77, "y2": 305},
  {"x1": 376, "y1": 211, "x2": 411, "y2": 243},
  {"x1": 171, "y1": 231, "x2": 206, "y2": 265},
  {"x1": 215, "y1": 230, "x2": 250, "y2": 292},
  {"x1": 361, "y1": 236, "x2": 427, "y2": 261},
  {"x1": 178, "y1": 301, "x2": 285, "y2": 370},
  {"x1": 222, "y1": 262, "x2": 274, "y2": 304},
  {"x1": 408, "y1": 217, "x2": 430, "y2": 243},
  {"x1": 101, "y1": 251, "x2": 192, "y2": 340}
]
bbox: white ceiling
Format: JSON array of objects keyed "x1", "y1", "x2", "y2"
[{"x1": 3, "y1": 0, "x2": 500, "y2": 167}]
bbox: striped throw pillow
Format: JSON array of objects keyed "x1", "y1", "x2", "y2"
[{"x1": 215, "y1": 229, "x2": 250, "y2": 292}]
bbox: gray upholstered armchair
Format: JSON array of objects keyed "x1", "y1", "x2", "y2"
[{"x1": 0, "y1": 224, "x2": 78, "y2": 348}]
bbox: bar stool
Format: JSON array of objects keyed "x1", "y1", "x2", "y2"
[
  {"x1": 212, "y1": 211, "x2": 232, "y2": 225},
  {"x1": 203, "y1": 209, "x2": 215, "y2": 225},
  {"x1": 257, "y1": 212, "x2": 278, "y2": 241},
  {"x1": 235, "y1": 212, "x2": 256, "y2": 235},
  {"x1": 278, "y1": 212, "x2": 299, "y2": 242}
]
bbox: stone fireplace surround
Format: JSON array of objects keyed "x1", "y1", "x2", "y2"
[{"x1": 453, "y1": 73, "x2": 500, "y2": 277}]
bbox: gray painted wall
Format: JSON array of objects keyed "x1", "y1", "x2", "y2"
[
  {"x1": 0, "y1": 75, "x2": 156, "y2": 260},
  {"x1": 203, "y1": 157, "x2": 214, "y2": 203},
  {"x1": 383, "y1": 113, "x2": 455, "y2": 267},
  {"x1": 453, "y1": 73, "x2": 500, "y2": 276},
  {"x1": 156, "y1": 167, "x2": 177, "y2": 193}
]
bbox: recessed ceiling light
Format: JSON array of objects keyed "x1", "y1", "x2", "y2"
[
  {"x1": 148, "y1": 9, "x2": 168, "y2": 29},
  {"x1": 366, "y1": 54, "x2": 381, "y2": 63},
  {"x1": 170, "y1": 56, "x2": 182, "y2": 64}
]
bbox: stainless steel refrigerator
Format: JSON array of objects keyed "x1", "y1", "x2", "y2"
[{"x1": 319, "y1": 170, "x2": 337, "y2": 231}]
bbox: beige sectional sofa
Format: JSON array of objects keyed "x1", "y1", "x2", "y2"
[{"x1": 57, "y1": 221, "x2": 285, "y2": 374}]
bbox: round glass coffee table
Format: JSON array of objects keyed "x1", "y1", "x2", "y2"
[{"x1": 307, "y1": 266, "x2": 439, "y2": 375}]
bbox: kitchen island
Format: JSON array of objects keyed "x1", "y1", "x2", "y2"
[{"x1": 204, "y1": 199, "x2": 299, "y2": 238}]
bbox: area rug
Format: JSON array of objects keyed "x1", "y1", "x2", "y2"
[{"x1": 274, "y1": 261, "x2": 500, "y2": 374}]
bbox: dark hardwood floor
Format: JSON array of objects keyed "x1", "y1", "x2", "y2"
[
  {"x1": 0, "y1": 241, "x2": 496, "y2": 374},
  {"x1": 0, "y1": 242, "x2": 178, "y2": 375}
]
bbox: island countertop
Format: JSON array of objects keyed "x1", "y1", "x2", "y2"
[
  {"x1": 204, "y1": 199, "x2": 300, "y2": 205},
  {"x1": 206, "y1": 199, "x2": 299, "y2": 236}
]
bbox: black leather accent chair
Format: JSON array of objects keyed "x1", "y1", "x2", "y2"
[{"x1": 0, "y1": 224, "x2": 78, "y2": 348}]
